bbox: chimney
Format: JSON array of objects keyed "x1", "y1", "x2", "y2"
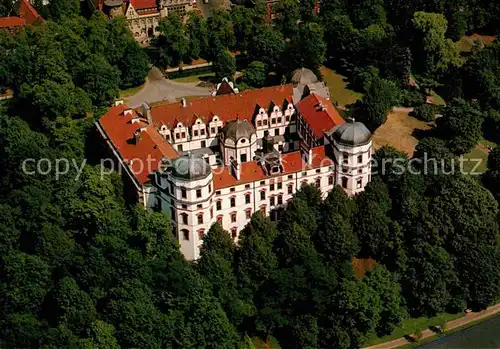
[
  {"x1": 181, "y1": 97, "x2": 187, "y2": 108},
  {"x1": 114, "y1": 99, "x2": 124, "y2": 106},
  {"x1": 230, "y1": 159, "x2": 241, "y2": 180},
  {"x1": 142, "y1": 102, "x2": 152, "y2": 124}
]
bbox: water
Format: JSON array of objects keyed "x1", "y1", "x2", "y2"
[{"x1": 417, "y1": 315, "x2": 500, "y2": 348}]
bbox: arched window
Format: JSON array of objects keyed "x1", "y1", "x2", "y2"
[
  {"x1": 198, "y1": 229, "x2": 205, "y2": 241},
  {"x1": 181, "y1": 229, "x2": 189, "y2": 241},
  {"x1": 245, "y1": 193, "x2": 251, "y2": 204},
  {"x1": 230, "y1": 197, "x2": 236, "y2": 207},
  {"x1": 197, "y1": 214, "x2": 203, "y2": 224},
  {"x1": 341, "y1": 177, "x2": 348, "y2": 189},
  {"x1": 288, "y1": 184, "x2": 293, "y2": 194},
  {"x1": 181, "y1": 213, "x2": 188, "y2": 225},
  {"x1": 216, "y1": 200, "x2": 222, "y2": 210},
  {"x1": 343, "y1": 152, "x2": 349, "y2": 164}
]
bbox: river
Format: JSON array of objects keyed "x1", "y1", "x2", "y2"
[{"x1": 417, "y1": 315, "x2": 500, "y2": 348}]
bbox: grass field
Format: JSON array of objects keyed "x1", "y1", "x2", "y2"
[
  {"x1": 462, "y1": 138, "x2": 496, "y2": 174},
  {"x1": 365, "y1": 313, "x2": 464, "y2": 347},
  {"x1": 320, "y1": 66, "x2": 363, "y2": 107},
  {"x1": 372, "y1": 108, "x2": 432, "y2": 157}
]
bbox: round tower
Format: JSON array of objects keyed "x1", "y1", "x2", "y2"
[
  {"x1": 104, "y1": 0, "x2": 124, "y2": 18},
  {"x1": 168, "y1": 153, "x2": 215, "y2": 260},
  {"x1": 331, "y1": 118, "x2": 372, "y2": 196},
  {"x1": 220, "y1": 119, "x2": 257, "y2": 165}
]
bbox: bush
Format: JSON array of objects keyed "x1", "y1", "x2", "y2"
[
  {"x1": 244, "y1": 61, "x2": 267, "y2": 87},
  {"x1": 412, "y1": 104, "x2": 436, "y2": 121},
  {"x1": 400, "y1": 88, "x2": 426, "y2": 107}
]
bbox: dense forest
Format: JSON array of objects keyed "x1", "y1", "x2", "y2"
[{"x1": 0, "y1": 0, "x2": 500, "y2": 348}]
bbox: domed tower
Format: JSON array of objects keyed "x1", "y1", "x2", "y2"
[
  {"x1": 220, "y1": 119, "x2": 257, "y2": 165},
  {"x1": 291, "y1": 67, "x2": 319, "y2": 85},
  {"x1": 104, "y1": 0, "x2": 124, "y2": 18},
  {"x1": 168, "y1": 153, "x2": 215, "y2": 260},
  {"x1": 291, "y1": 67, "x2": 330, "y2": 103},
  {"x1": 330, "y1": 118, "x2": 372, "y2": 196}
]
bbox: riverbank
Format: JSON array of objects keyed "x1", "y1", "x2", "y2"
[{"x1": 363, "y1": 303, "x2": 500, "y2": 349}]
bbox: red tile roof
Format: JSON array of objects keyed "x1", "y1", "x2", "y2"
[
  {"x1": 213, "y1": 146, "x2": 333, "y2": 189},
  {"x1": 0, "y1": 16, "x2": 25, "y2": 28},
  {"x1": 149, "y1": 85, "x2": 294, "y2": 129},
  {"x1": 98, "y1": 104, "x2": 178, "y2": 184},
  {"x1": 0, "y1": 0, "x2": 43, "y2": 29},
  {"x1": 130, "y1": 0, "x2": 157, "y2": 9},
  {"x1": 17, "y1": 0, "x2": 43, "y2": 25},
  {"x1": 296, "y1": 93, "x2": 345, "y2": 139}
]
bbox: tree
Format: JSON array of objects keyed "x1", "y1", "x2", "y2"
[
  {"x1": 351, "y1": 77, "x2": 399, "y2": 131},
  {"x1": 435, "y1": 98, "x2": 483, "y2": 154},
  {"x1": 213, "y1": 50, "x2": 236, "y2": 81},
  {"x1": 154, "y1": 14, "x2": 188, "y2": 67},
  {"x1": 248, "y1": 26, "x2": 285, "y2": 71},
  {"x1": 49, "y1": 0, "x2": 80, "y2": 20},
  {"x1": 119, "y1": 42, "x2": 149, "y2": 88},
  {"x1": 185, "y1": 12, "x2": 209, "y2": 59},
  {"x1": 275, "y1": 0, "x2": 300, "y2": 38},
  {"x1": 244, "y1": 61, "x2": 267, "y2": 87},
  {"x1": 412, "y1": 104, "x2": 437, "y2": 121},
  {"x1": 286, "y1": 22, "x2": 326, "y2": 72},
  {"x1": 230, "y1": 5, "x2": 255, "y2": 51},
  {"x1": 411, "y1": 12, "x2": 462, "y2": 76},
  {"x1": 207, "y1": 9, "x2": 235, "y2": 59}
]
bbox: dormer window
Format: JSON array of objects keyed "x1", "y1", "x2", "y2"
[
  {"x1": 272, "y1": 166, "x2": 280, "y2": 174},
  {"x1": 263, "y1": 120, "x2": 268, "y2": 126}
]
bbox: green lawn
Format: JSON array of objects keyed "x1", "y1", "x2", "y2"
[
  {"x1": 364, "y1": 313, "x2": 464, "y2": 347},
  {"x1": 173, "y1": 72, "x2": 216, "y2": 83},
  {"x1": 320, "y1": 66, "x2": 363, "y2": 107},
  {"x1": 462, "y1": 138, "x2": 496, "y2": 174}
]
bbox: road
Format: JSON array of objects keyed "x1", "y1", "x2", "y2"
[
  {"x1": 124, "y1": 67, "x2": 211, "y2": 108},
  {"x1": 363, "y1": 303, "x2": 500, "y2": 349}
]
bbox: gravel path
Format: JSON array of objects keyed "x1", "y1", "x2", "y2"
[{"x1": 124, "y1": 67, "x2": 211, "y2": 108}]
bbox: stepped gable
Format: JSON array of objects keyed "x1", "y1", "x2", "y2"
[{"x1": 149, "y1": 85, "x2": 294, "y2": 129}]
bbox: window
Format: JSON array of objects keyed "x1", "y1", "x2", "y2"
[
  {"x1": 357, "y1": 178, "x2": 363, "y2": 189},
  {"x1": 302, "y1": 172, "x2": 307, "y2": 177},
  {"x1": 170, "y1": 207, "x2": 176, "y2": 222},
  {"x1": 176, "y1": 133, "x2": 180, "y2": 139},
  {"x1": 211, "y1": 127, "x2": 216, "y2": 134},
  {"x1": 277, "y1": 117, "x2": 282, "y2": 123},
  {"x1": 270, "y1": 196, "x2": 275, "y2": 206},
  {"x1": 210, "y1": 207, "x2": 213, "y2": 218},
  {"x1": 182, "y1": 204, "x2": 187, "y2": 209},
  {"x1": 216, "y1": 190, "x2": 221, "y2": 195},
  {"x1": 245, "y1": 194, "x2": 251, "y2": 204},
  {"x1": 270, "y1": 184, "x2": 275, "y2": 191},
  {"x1": 200, "y1": 129, "x2": 205, "y2": 136},
  {"x1": 198, "y1": 229, "x2": 205, "y2": 241},
  {"x1": 208, "y1": 184, "x2": 212, "y2": 192},
  {"x1": 357, "y1": 154, "x2": 363, "y2": 163},
  {"x1": 285, "y1": 115, "x2": 290, "y2": 122},
  {"x1": 166, "y1": 134, "x2": 170, "y2": 141},
  {"x1": 181, "y1": 188, "x2": 187, "y2": 199},
  {"x1": 194, "y1": 130, "x2": 198, "y2": 137},
  {"x1": 315, "y1": 178, "x2": 321, "y2": 188},
  {"x1": 182, "y1": 229, "x2": 189, "y2": 241},
  {"x1": 271, "y1": 118, "x2": 276, "y2": 124},
  {"x1": 245, "y1": 184, "x2": 251, "y2": 189},
  {"x1": 343, "y1": 152, "x2": 349, "y2": 164},
  {"x1": 342, "y1": 177, "x2": 348, "y2": 189},
  {"x1": 196, "y1": 189, "x2": 202, "y2": 198},
  {"x1": 288, "y1": 175, "x2": 293, "y2": 179},
  {"x1": 277, "y1": 195, "x2": 283, "y2": 205},
  {"x1": 240, "y1": 154, "x2": 247, "y2": 163},
  {"x1": 181, "y1": 132, "x2": 186, "y2": 138},
  {"x1": 230, "y1": 197, "x2": 236, "y2": 207},
  {"x1": 257, "y1": 120, "x2": 262, "y2": 127},
  {"x1": 178, "y1": 144, "x2": 183, "y2": 152},
  {"x1": 197, "y1": 204, "x2": 202, "y2": 209},
  {"x1": 201, "y1": 140, "x2": 206, "y2": 148},
  {"x1": 288, "y1": 184, "x2": 293, "y2": 194},
  {"x1": 231, "y1": 228, "x2": 237, "y2": 239},
  {"x1": 218, "y1": 126, "x2": 222, "y2": 132},
  {"x1": 217, "y1": 215, "x2": 223, "y2": 223},
  {"x1": 216, "y1": 201, "x2": 222, "y2": 210},
  {"x1": 260, "y1": 181, "x2": 265, "y2": 186},
  {"x1": 278, "y1": 145, "x2": 283, "y2": 152},
  {"x1": 181, "y1": 213, "x2": 188, "y2": 225},
  {"x1": 197, "y1": 214, "x2": 203, "y2": 224},
  {"x1": 328, "y1": 176, "x2": 334, "y2": 185},
  {"x1": 246, "y1": 209, "x2": 252, "y2": 219},
  {"x1": 260, "y1": 191, "x2": 266, "y2": 200},
  {"x1": 230, "y1": 188, "x2": 235, "y2": 192},
  {"x1": 316, "y1": 169, "x2": 321, "y2": 173},
  {"x1": 263, "y1": 119, "x2": 268, "y2": 126},
  {"x1": 231, "y1": 213, "x2": 237, "y2": 223},
  {"x1": 277, "y1": 182, "x2": 282, "y2": 190}
]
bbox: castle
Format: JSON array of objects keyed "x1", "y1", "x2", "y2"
[{"x1": 97, "y1": 69, "x2": 373, "y2": 260}]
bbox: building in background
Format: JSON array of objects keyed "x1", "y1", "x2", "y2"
[
  {"x1": 96, "y1": 68, "x2": 373, "y2": 260},
  {"x1": 0, "y1": 0, "x2": 43, "y2": 33}
]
